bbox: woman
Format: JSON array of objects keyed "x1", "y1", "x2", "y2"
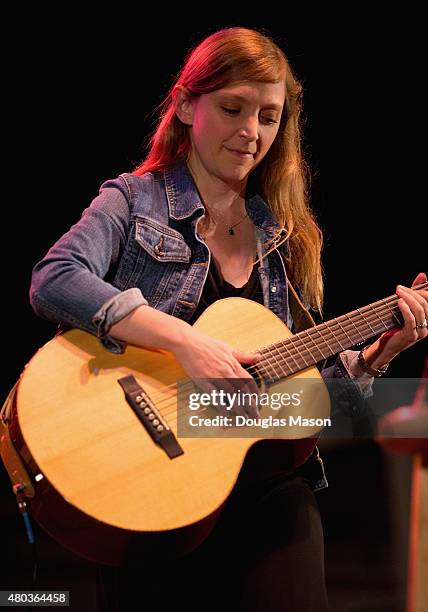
[{"x1": 30, "y1": 27, "x2": 427, "y2": 612}]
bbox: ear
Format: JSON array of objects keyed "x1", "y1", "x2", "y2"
[{"x1": 174, "y1": 85, "x2": 194, "y2": 126}]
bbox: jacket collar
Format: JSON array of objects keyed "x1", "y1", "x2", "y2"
[
  {"x1": 164, "y1": 160, "x2": 287, "y2": 248},
  {"x1": 164, "y1": 161, "x2": 204, "y2": 221}
]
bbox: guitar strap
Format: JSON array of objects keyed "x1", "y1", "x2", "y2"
[
  {"x1": 286, "y1": 278, "x2": 316, "y2": 332},
  {"x1": 271, "y1": 237, "x2": 316, "y2": 333}
]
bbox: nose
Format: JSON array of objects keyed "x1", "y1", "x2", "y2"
[{"x1": 238, "y1": 114, "x2": 259, "y2": 142}]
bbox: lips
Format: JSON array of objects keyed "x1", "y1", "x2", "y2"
[{"x1": 226, "y1": 148, "x2": 255, "y2": 156}]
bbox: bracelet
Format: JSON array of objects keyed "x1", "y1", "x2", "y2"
[{"x1": 357, "y1": 347, "x2": 389, "y2": 377}]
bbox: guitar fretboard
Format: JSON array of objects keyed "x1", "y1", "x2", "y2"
[{"x1": 257, "y1": 281, "x2": 427, "y2": 382}]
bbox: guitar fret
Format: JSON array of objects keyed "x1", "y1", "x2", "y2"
[
  {"x1": 332, "y1": 316, "x2": 355, "y2": 346},
  {"x1": 258, "y1": 352, "x2": 276, "y2": 381},
  {"x1": 381, "y1": 297, "x2": 401, "y2": 326},
  {"x1": 304, "y1": 326, "x2": 331, "y2": 361},
  {"x1": 260, "y1": 342, "x2": 295, "y2": 381},
  {"x1": 356, "y1": 307, "x2": 379, "y2": 335},
  {"x1": 274, "y1": 341, "x2": 303, "y2": 372},
  {"x1": 257, "y1": 282, "x2": 427, "y2": 380},
  {"x1": 264, "y1": 344, "x2": 289, "y2": 381},
  {"x1": 292, "y1": 341, "x2": 310, "y2": 369},
  {"x1": 339, "y1": 314, "x2": 366, "y2": 344},
  {"x1": 367, "y1": 304, "x2": 390, "y2": 332},
  {"x1": 280, "y1": 341, "x2": 302, "y2": 372},
  {"x1": 318, "y1": 321, "x2": 345, "y2": 354},
  {"x1": 294, "y1": 330, "x2": 320, "y2": 364}
]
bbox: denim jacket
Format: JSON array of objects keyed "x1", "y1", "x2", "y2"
[
  {"x1": 31, "y1": 162, "x2": 295, "y2": 348},
  {"x1": 30, "y1": 161, "x2": 374, "y2": 491}
]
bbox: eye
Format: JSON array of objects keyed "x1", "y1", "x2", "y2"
[
  {"x1": 261, "y1": 116, "x2": 279, "y2": 126},
  {"x1": 221, "y1": 106, "x2": 278, "y2": 126},
  {"x1": 221, "y1": 106, "x2": 240, "y2": 115},
  {"x1": 220, "y1": 106, "x2": 278, "y2": 126}
]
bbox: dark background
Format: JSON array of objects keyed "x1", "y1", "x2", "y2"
[{"x1": 2, "y1": 12, "x2": 426, "y2": 612}]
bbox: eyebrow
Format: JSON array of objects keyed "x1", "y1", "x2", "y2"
[{"x1": 219, "y1": 93, "x2": 283, "y2": 111}]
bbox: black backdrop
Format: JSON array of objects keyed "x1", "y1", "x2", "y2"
[
  {"x1": 6, "y1": 15, "x2": 425, "y2": 400},
  {"x1": 2, "y1": 12, "x2": 426, "y2": 609}
]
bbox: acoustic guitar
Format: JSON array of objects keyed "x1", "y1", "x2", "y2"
[{"x1": 2, "y1": 285, "x2": 425, "y2": 566}]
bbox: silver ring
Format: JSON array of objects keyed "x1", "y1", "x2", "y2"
[{"x1": 414, "y1": 318, "x2": 428, "y2": 330}]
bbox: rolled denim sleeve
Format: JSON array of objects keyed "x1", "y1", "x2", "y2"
[
  {"x1": 92, "y1": 288, "x2": 147, "y2": 352},
  {"x1": 321, "y1": 349, "x2": 375, "y2": 436},
  {"x1": 322, "y1": 350, "x2": 374, "y2": 400},
  {"x1": 30, "y1": 177, "x2": 148, "y2": 353}
]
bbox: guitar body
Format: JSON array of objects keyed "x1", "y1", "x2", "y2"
[{"x1": 8, "y1": 297, "x2": 329, "y2": 566}]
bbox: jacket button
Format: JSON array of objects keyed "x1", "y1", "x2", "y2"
[
  {"x1": 271, "y1": 286, "x2": 277, "y2": 293},
  {"x1": 154, "y1": 237, "x2": 165, "y2": 256}
]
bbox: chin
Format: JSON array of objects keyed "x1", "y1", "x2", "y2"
[{"x1": 222, "y1": 166, "x2": 252, "y2": 184}]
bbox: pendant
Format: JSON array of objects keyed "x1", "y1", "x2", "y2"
[{"x1": 228, "y1": 228, "x2": 235, "y2": 235}]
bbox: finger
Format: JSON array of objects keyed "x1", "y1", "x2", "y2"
[
  {"x1": 189, "y1": 380, "x2": 217, "y2": 417},
  {"x1": 219, "y1": 368, "x2": 260, "y2": 417},
  {"x1": 396, "y1": 286, "x2": 427, "y2": 327},
  {"x1": 398, "y1": 288, "x2": 428, "y2": 328},
  {"x1": 236, "y1": 376, "x2": 261, "y2": 418},
  {"x1": 213, "y1": 377, "x2": 249, "y2": 417},
  {"x1": 397, "y1": 285, "x2": 428, "y2": 307},
  {"x1": 232, "y1": 364, "x2": 260, "y2": 417},
  {"x1": 192, "y1": 378, "x2": 214, "y2": 396},
  {"x1": 245, "y1": 395, "x2": 261, "y2": 418},
  {"x1": 192, "y1": 377, "x2": 233, "y2": 417},
  {"x1": 411, "y1": 272, "x2": 428, "y2": 288},
  {"x1": 230, "y1": 350, "x2": 262, "y2": 416},
  {"x1": 233, "y1": 349, "x2": 261, "y2": 364},
  {"x1": 397, "y1": 298, "x2": 420, "y2": 343}
]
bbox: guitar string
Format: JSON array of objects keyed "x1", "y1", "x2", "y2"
[
  {"x1": 155, "y1": 285, "x2": 427, "y2": 430},
  {"x1": 137, "y1": 296, "x2": 412, "y2": 426},
  {"x1": 159, "y1": 292, "x2": 401, "y2": 392},
  {"x1": 145, "y1": 280, "x2": 424, "y2": 409},
  {"x1": 160, "y1": 298, "x2": 398, "y2": 418},
  {"x1": 148, "y1": 289, "x2": 417, "y2": 421},
  {"x1": 135, "y1": 288, "x2": 421, "y2": 424}
]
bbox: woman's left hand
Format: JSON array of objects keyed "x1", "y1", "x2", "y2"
[{"x1": 374, "y1": 271, "x2": 428, "y2": 364}]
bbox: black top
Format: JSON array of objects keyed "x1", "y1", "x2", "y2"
[{"x1": 189, "y1": 256, "x2": 264, "y2": 324}]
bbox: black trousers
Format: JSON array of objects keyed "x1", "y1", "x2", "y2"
[{"x1": 96, "y1": 469, "x2": 329, "y2": 612}]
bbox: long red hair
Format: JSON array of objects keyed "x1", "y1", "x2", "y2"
[{"x1": 133, "y1": 27, "x2": 323, "y2": 312}]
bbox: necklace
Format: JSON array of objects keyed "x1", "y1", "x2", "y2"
[
  {"x1": 208, "y1": 210, "x2": 249, "y2": 235},
  {"x1": 186, "y1": 163, "x2": 249, "y2": 235},
  {"x1": 226, "y1": 212, "x2": 248, "y2": 235}
]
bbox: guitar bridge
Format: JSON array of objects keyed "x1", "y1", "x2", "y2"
[{"x1": 118, "y1": 375, "x2": 184, "y2": 459}]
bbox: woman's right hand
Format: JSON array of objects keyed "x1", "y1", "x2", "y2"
[
  {"x1": 109, "y1": 304, "x2": 261, "y2": 416},
  {"x1": 172, "y1": 326, "x2": 261, "y2": 417}
]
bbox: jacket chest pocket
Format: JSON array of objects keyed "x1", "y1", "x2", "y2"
[
  {"x1": 115, "y1": 216, "x2": 192, "y2": 307},
  {"x1": 135, "y1": 217, "x2": 191, "y2": 262}
]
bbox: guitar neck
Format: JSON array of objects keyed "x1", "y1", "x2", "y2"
[{"x1": 258, "y1": 281, "x2": 428, "y2": 381}]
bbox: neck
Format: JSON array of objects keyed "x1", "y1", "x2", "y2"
[{"x1": 186, "y1": 158, "x2": 247, "y2": 216}]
